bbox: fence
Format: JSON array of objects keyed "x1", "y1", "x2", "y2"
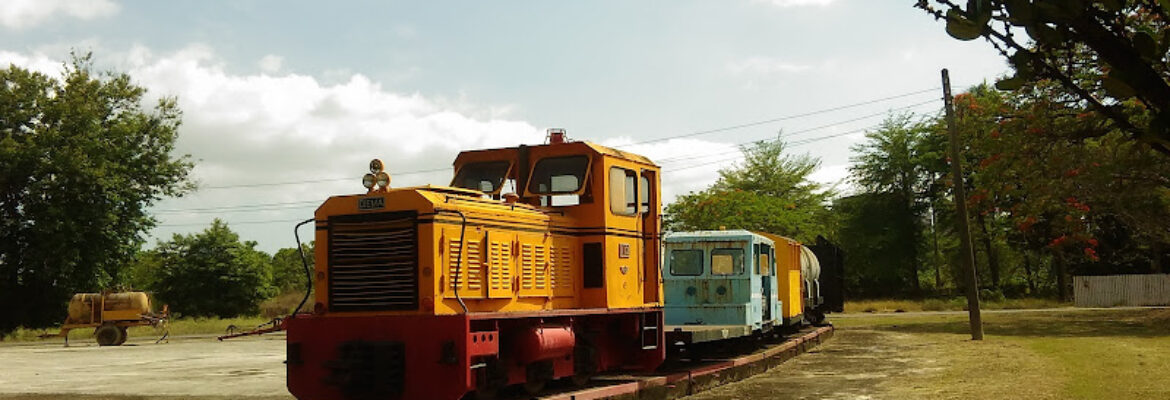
[{"x1": 1073, "y1": 274, "x2": 1170, "y2": 307}]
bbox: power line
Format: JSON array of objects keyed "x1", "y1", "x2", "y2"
[
  {"x1": 662, "y1": 122, "x2": 892, "y2": 174},
  {"x1": 153, "y1": 91, "x2": 950, "y2": 217},
  {"x1": 151, "y1": 119, "x2": 901, "y2": 225},
  {"x1": 198, "y1": 166, "x2": 449, "y2": 189},
  {"x1": 188, "y1": 89, "x2": 943, "y2": 192},
  {"x1": 617, "y1": 87, "x2": 940, "y2": 147},
  {"x1": 152, "y1": 200, "x2": 319, "y2": 213},
  {"x1": 656, "y1": 98, "x2": 941, "y2": 166},
  {"x1": 155, "y1": 218, "x2": 306, "y2": 228},
  {"x1": 153, "y1": 204, "x2": 317, "y2": 215}
]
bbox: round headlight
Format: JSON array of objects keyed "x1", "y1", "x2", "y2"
[
  {"x1": 369, "y1": 159, "x2": 384, "y2": 174},
  {"x1": 376, "y1": 172, "x2": 391, "y2": 188},
  {"x1": 362, "y1": 173, "x2": 376, "y2": 189}
]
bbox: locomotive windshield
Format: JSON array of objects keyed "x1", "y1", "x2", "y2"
[
  {"x1": 670, "y1": 249, "x2": 703, "y2": 276},
  {"x1": 453, "y1": 161, "x2": 511, "y2": 193},
  {"x1": 711, "y1": 248, "x2": 744, "y2": 276},
  {"x1": 528, "y1": 155, "x2": 589, "y2": 194}
]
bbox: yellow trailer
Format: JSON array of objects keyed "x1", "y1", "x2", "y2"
[
  {"x1": 41, "y1": 292, "x2": 168, "y2": 346},
  {"x1": 755, "y1": 232, "x2": 805, "y2": 326}
]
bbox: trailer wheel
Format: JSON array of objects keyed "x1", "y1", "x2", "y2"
[
  {"x1": 95, "y1": 324, "x2": 121, "y2": 346},
  {"x1": 807, "y1": 310, "x2": 826, "y2": 326},
  {"x1": 114, "y1": 326, "x2": 129, "y2": 345}
]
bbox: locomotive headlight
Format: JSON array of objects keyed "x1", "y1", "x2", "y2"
[
  {"x1": 375, "y1": 172, "x2": 391, "y2": 189},
  {"x1": 362, "y1": 173, "x2": 377, "y2": 189},
  {"x1": 369, "y1": 159, "x2": 385, "y2": 174}
]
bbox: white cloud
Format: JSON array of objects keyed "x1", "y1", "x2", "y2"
[
  {"x1": 726, "y1": 56, "x2": 812, "y2": 76},
  {"x1": 112, "y1": 44, "x2": 546, "y2": 189},
  {"x1": 0, "y1": 45, "x2": 548, "y2": 250},
  {"x1": 0, "y1": 51, "x2": 62, "y2": 75},
  {"x1": 808, "y1": 163, "x2": 850, "y2": 192},
  {"x1": 257, "y1": 54, "x2": 283, "y2": 74},
  {"x1": 600, "y1": 137, "x2": 743, "y2": 203},
  {"x1": 752, "y1": 0, "x2": 835, "y2": 7},
  {"x1": 0, "y1": 0, "x2": 119, "y2": 29}
]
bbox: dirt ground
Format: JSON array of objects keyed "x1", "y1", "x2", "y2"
[
  {"x1": 685, "y1": 329, "x2": 927, "y2": 400},
  {"x1": 0, "y1": 334, "x2": 292, "y2": 400},
  {"x1": 9, "y1": 309, "x2": 1161, "y2": 400}
]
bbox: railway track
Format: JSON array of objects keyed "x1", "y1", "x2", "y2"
[{"x1": 502, "y1": 326, "x2": 834, "y2": 400}]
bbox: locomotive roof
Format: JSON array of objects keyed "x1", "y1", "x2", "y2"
[
  {"x1": 453, "y1": 140, "x2": 658, "y2": 167},
  {"x1": 664, "y1": 230, "x2": 772, "y2": 243}
]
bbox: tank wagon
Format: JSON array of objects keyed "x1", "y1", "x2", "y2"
[
  {"x1": 42, "y1": 291, "x2": 167, "y2": 346},
  {"x1": 286, "y1": 131, "x2": 665, "y2": 400},
  {"x1": 798, "y1": 244, "x2": 827, "y2": 324},
  {"x1": 661, "y1": 230, "x2": 780, "y2": 347}
]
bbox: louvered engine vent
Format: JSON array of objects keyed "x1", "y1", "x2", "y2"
[{"x1": 327, "y1": 211, "x2": 418, "y2": 311}]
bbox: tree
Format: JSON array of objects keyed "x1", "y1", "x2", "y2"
[
  {"x1": 955, "y1": 81, "x2": 1170, "y2": 298},
  {"x1": 916, "y1": 0, "x2": 1170, "y2": 153},
  {"x1": 849, "y1": 115, "x2": 936, "y2": 293},
  {"x1": 152, "y1": 219, "x2": 276, "y2": 318},
  {"x1": 833, "y1": 192, "x2": 923, "y2": 297},
  {"x1": 0, "y1": 55, "x2": 192, "y2": 333},
  {"x1": 665, "y1": 138, "x2": 834, "y2": 242},
  {"x1": 271, "y1": 243, "x2": 314, "y2": 293}
]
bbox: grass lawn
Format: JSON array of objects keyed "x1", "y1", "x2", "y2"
[
  {"x1": 836, "y1": 308, "x2": 1170, "y2": 400},
  {"x1": 2, "y1": 316, "x2": 275, "y2": 343},
  {"x1": 3, "y1": 292, "x2": 305, "y2": 344},
  {"x1": 843, "y1": 297, "x2": 1068, "y2": 313}
]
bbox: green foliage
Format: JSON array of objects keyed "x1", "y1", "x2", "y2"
[
  {"x1": 917, "y1": 0, "x2": 1170, "y2": 153},
  {"x1": 833, "y1": 192, "x2": 921, "y2": 297},
  {"x1": 151, "y1": 219, "x2": 276, "y2": 318},
  {"x1": 954, "y1": 82, "x2": 1170, "y2": 276},
  {"x1": 850, "y1": 114, "x2": 936, "y2": 200},
  {"x1": 0, "y1": 54, "x2": 192, "y2": 333},
  {"x1": 841, "y1": 79, "x2": 1169, "y2": 299},
  {"x1": 271, "y1": 243, "x2": 314, "y2": 293},
  {"x1": 844, "y1": 115, "x2": 941, "y2": 294},
  {"x1": 665, "y1": 138, "x2": 833, "y2": 242}
]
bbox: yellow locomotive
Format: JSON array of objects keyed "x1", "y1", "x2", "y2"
[{"x1": 286, "y1": 131, "x2": 665, "y2": 400}]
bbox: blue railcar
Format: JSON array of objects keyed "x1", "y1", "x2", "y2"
[{"x1": 662, "y1": 230, "x2": 781, "y2": 345}]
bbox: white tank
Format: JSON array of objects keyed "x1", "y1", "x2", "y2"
[{"x1": 799, "y1": 245, "x2": 821, "y2": 282}]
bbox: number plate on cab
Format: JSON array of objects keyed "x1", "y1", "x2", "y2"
[{"x1": 358, "y1": 197, "x2": 385, "y2": 210}]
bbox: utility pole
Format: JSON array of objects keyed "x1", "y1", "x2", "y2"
[{"x1": 941, "y1": 69, "x2": 984, "y2": 340}]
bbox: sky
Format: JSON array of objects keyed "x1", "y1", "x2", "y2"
[{"x1": 1, "y1": 0, "x2": 1010, "y2": 253}]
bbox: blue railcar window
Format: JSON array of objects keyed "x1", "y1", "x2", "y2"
[
  {"x1": 711, "y1": 248, "x2": 744, "y2": 276},
  {"x1": 670, "y1": 249, "x2": 703, "y2": 276}
]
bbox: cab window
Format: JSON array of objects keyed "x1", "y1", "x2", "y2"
[
  {"x1": 670, "y1": 249, "x2": 703, "y2": 276},
  {"x1": 529, "y1": 156, "x2": 589, "y2": 194},
  {"x1": 609, "y1": 167, "x2": 637, "y2": 216},
  {"x1": 639, "y1": 174, "x2": 651, "y2": 213},
  {"x1": 452, "y1": 161, "x2": 510, "y2": 193},
  {"x1": 757, "y1": 243, "x2": 772, "y2": 276},
  {"x1": 711, "y1": 248, "x2": 744, "y2": 276}
]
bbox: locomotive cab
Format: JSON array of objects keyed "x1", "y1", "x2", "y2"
[
  {"x1": 286, "y1": 131, "x2": 665, "y2": 400},
  {"x1": 661, "y1": 230, "x2": 782, "y2": 347}
]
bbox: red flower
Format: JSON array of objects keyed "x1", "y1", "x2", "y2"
[
  {"x1": 1087, "y1": 238, "x2": 1099, "y2": 247},
  {"x1": 1049, "y1": 235, "x2": 1068, "y2": 247},
  {"x1": 1084, "y1": 247, "x2": 1099, "y2": 261}
]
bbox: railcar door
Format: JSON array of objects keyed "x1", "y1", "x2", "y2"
[{"x1": 757, "y1": 243, "x2": 773, "y2": 322}]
